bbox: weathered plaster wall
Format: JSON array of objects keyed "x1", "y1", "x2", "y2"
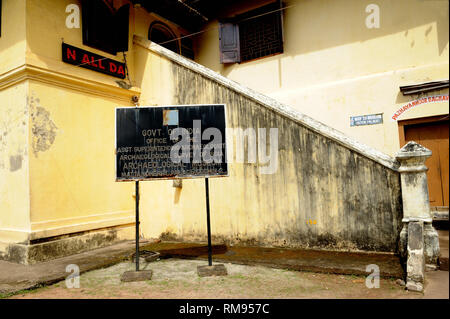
[
  {"x1": 194, "y1": 0, "x2": 449, "y2": 156},
  {"x1": 135, "y1": 37, "x2": 403, "y2": 252},
  {"x1": 26, "y1": 81, "x2": 135, "y2": 241},
  {"x1": 0, "y1": 0, "x2": 407, "y2": 264},
  {"x1": 0, "y1": 0, "x2": 145, "y2": 264},
  {"x1": 0, "y1": 82, "x2": 30, "y2": 261},
  {"x1": 0, "y1": 79, "x2": 138, "y2": 264},
  {"x1": 0, "y1": 83, "x2": 30, "y2": 232},
  {"x1": 0, "y1": 0, "x2": 175, "y2": 264}
]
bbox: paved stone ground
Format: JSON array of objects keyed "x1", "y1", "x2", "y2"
[
  {"x1": 1, "y1": 259, "x2": 418, "y2": 299},
  {"x1": 438, "y1": 229, "x2": 449, "y2": 271},
  {"x1": 0, "y1": 240, "x2": 403, "y2": 294},
  {"x1": 423, "y1": 270, "x2": 449, "y2": 299},
  {"x1": 0, "y1": 239, "x2": 447, "y2": 298},
  {"x1": 4, "y1": 258, "x2": 447, "y2": 299},
  {"x1": 0, "y1": 239, "x2": 157, "y2": 294}
]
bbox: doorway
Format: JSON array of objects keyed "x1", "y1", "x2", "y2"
[{"x1": 399, "y1": 116, "x2": 449, "y2": 210}]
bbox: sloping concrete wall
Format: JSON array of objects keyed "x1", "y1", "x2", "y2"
[{"x1": 134, "y1": 36, "x2": 403, "y2": 252}]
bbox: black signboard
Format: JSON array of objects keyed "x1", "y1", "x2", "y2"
[
  {"x1": 115, "y1": 105, "x2": 228, "y2": 181},
  {"x1": 62, "y1": 42, "x2": 126, "y2": 79}
]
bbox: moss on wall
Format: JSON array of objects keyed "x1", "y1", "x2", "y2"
[{"x1": 164, "y1": 60, "x2": 403, "y2": 252}]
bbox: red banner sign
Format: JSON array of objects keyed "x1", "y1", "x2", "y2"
[{"x1": 62, "y1": 42, "x2": 126, "y2": 79}]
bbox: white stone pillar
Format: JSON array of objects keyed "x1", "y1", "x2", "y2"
[
  {"x1": 396, "y1": 141, "x2": 440, "y2": 272},
  {"x1": 406, "y1": 220, "x2": 425, "y2": 292}
]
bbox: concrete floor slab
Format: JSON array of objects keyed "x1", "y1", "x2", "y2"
[{"x1": 0, "y1": 240, "x2": 408, "y2": 296}]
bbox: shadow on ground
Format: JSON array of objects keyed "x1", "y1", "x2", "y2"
[{"x1": 142, "y1": 242, "x2": 405, "y2": 278}]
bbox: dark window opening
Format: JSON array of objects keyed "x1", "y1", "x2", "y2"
[
  {"x1": 81, "y1": 0, "x2": 129, "y2": 55},
  {"x1": 149, "y1": 21, "x2": 179, "y2": 54},
  {"x1": 181, "y1": 37, "x2": 195, "y2": 60},
  {"x1": 148, "y1": 21, "x2": 194, "y2": 60},
  {"x1": 239, "y1": 3, "x2": 283, "y2": 62},
  {"x1": 219, "y1": 1, "x2": 283, "y2": 64}
]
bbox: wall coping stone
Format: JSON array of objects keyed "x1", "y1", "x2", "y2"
[{"x1": 396, "y1": 141, "x2": 432, "y2": 160}]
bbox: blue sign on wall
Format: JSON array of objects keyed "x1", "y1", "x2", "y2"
[{"x1": 350, "y1": 113, "x2": 383, "y2": 127}]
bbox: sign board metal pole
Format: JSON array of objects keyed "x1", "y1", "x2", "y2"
[
  {"x1": 120, "y1": 178, "x2": 152, "y2": 282},
  {"x1": 116, "y1": 105, "x2": 228, "y2": 278},
  {"x1": 135, "y1": 180, "x2": 140, "y2": 271},
  {"x1": 205, "y1": 178, "x2": 213, "y2": 266}
]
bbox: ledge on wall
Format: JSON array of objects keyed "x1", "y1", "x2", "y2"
[{"x1": 400, "y1": 80, "x2": 449, "y2": 95}]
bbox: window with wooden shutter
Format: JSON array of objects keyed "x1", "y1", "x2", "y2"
[
  {"x1": 219, "y1": 1, "x2": 283, "y2": 64},
  {"x1": 219, "y1": 22, "x2": 241, "y2": 64},
  {"x1": 239, "y1": 2, "x2": 283, "y2": 62}
]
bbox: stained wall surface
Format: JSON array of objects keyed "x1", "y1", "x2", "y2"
[
  {"x1": 135, "y1": 37, "x2": 403, "y2": 252},
  {"x1": 194, "y1": 0, "x2": 449, "y2": 156}
]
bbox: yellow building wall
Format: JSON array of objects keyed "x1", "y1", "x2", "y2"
[
  {"x1": 0, "y1": 0, "x2": 26, "y2": 76},
  {"x1": 0, "y1": 0, "x2": 29, "y2": 248},
  {"x1": 0, "y1": 82, "x2": 30, "y2": 246},
  {"x1": 1, "y1": 0, "x2": 150, "y2": 252},
  {"x1": 194, "y1": 0, "x2": 449, "y2": 156},
  {"x1": 133, "y1": 44, "x2": 297, "y2": 243},
  {"x1": 25, "y1": 0, "x2": 137, "y2": 91},
  {"x1": 0, "y1": 0, "x2": 445, "y2": 261},
  {"x1": 22, "y1": 0, "x2": 142, "y2": 241},
  {"x1": 26, "y1": 81, "x2": 136, "y2": 238},
  {"x1": 132, "y1": 39, "x2": 403, "y2": 251}
]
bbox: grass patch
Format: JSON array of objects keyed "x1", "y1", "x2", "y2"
[{"x1": 0, "y1": 284, "x2": 48, "y2": 299}]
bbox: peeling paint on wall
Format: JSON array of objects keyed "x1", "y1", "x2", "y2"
[
  {"x1": 28, "y1": 95, "x2": 57, "y2": 157},
  {"x1": 0, "y1": 86, "x2": 28, "y2": 171},
  {"x1": 9, "y1": 154, "x2": 23, "y2": 172},
  {"x1": 0, "y1": 133, "x2": 6, "y2": 170}
]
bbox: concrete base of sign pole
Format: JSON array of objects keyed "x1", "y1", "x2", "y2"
[
  {"x1": 197, "y1": 264, "x2": 228, "y2": 277},
  {"x1": 120, "y1": 270, "x2": 153, "y2": 282}
]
